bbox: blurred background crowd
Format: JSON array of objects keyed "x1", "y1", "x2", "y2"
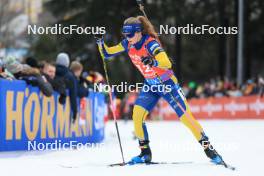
[
  {"x1": 183, "y1": 76, "x2": 264, "y2": 99},
  {"x1": 0, "y1": 53, "x2": 106, "y2": 123}
]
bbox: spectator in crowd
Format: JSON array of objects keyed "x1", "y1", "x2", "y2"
[
  {"x1": 258, "y1": 75, "x2": 264, "y2": 97},
  {"x1": 195, "y1": 84, "x2": 204, "y2": 98},
  {"x1": 0, "y1": 59, "x2": 15, "y2": 80},
  {"x1": 88, "y1": 71, "x2": 105, "y2": 84},
  {"x1": 182, "y1": 83, "x2": 190, "y2": 97},
  {"x1": 42, "y1": 62, "x2": 67, "y2": 104},
  {"x1": 193, "y1": 82, "x2": 212, "y2": 98},
  {"x1": 242, "y1": 79, "x2": 258, "y2": 96},
  {"x1": 204, "y1": 82, "x2": 213, "y2": 97},
  {"x1": 186, "y1": 81, "x2": 197, "y2": 99},
  {"x1": 214, "y1": 77, "x2": 225, "y2": 97},
  {"x1": 70, "y1": 61, "x2": 89, "y2": 98},
  {"x1": 42, "y1": 62, "x2": 56, "y2": 79},
  {"x1": 24, "y1": 57, "x2": 39, "y2": 69},
  {"x1": 55, "y1": 53, "x2": 78, "y2": 123},
  {"x1": 226, "y1": 82, "x2": 243, "y2": 97},
  {"x1": 3, "y1": 56, "x2": 53, "y2": 97},
  {"x1": 184, "y1": 75, "x2": 264, "y2": 99}
]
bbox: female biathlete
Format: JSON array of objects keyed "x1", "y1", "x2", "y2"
[{"x1": 96, "y1": 16, "x2": 224, "y2": 165}]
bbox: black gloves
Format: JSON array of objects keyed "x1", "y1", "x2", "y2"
[
  {"x1": 94, "y1": 34, "x2": 103, "y2": 39},
  {"x1": 94, "y1": 34, "x2": 104, "y2": 43},
  {"x1": 141, "y1": 56, "x2": 157, "y2": 67},
  {"x1": 59, "y1": 94, "x2": 66, "y2": 105}
]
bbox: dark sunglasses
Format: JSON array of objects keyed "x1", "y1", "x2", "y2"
[{"x1": 123, "y1": 32, "x2": 136, "y2": 39}]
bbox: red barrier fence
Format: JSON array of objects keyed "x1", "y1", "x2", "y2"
[{"x1": 150, "y1": 96, "x2": 264, "y2": 120}]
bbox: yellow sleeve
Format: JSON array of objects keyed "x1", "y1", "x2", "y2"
[
  {"x1": 97, "y1": 41, "x2": 126, "y2": 59},
  {"x1": 154, "y1": 51, "x2": 172, "y2": 69}
]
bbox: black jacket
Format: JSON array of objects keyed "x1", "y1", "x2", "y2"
[
  {"x1": 55, "y1": 65, "x2": 78, "y2": 122},
  {"x1": 43, "y1": 73, "x2": 67, "y2": 104},
  {"x1": 14, "y1": 72, "x2": 53, "y2": 97},
  {"x1": 76, "y1": 76, "x2": 89, "y2": 98}
]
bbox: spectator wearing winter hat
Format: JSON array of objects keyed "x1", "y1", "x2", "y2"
[
  {"x1": 3, "y1": 56, "x2": 53, "y2": 97},
  {"x1": 55, "y1": 53, "x2": 78, "y2": 123},
  {"x1": 24, "y1": 57, "x2": 39, "y2": 68}
]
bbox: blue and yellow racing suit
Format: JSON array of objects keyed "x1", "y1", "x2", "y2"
[{"x1": 97, "y1": 34, "x2": 204, "y2": 142}]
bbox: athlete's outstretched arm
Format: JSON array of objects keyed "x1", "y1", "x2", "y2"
[
  {"x1": 146, "y1": 40, "x2": 172, "y2": 69},
  {"x1": 97, "y1": 39, "x2": 128, "y2": 59}
]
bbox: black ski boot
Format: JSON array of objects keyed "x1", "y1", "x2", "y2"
[
  {"x1": 199, "y1": 134, "x2": 224, "y2": 164},
  {"x1": 129, "y1": 140, "x2": 152, "y2": 165}
]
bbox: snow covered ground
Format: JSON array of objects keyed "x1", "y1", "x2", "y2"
[{"x1": 0, "y1": 120, "x2": 263, "y2": 176}]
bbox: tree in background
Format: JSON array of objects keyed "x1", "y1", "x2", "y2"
[{"x1": 30, "y1": 0, "x2": 264, "y2": 90}]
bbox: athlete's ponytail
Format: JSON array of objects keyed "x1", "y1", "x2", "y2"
[
  {"x1": 137, "y1": 16, "x2": 159, "y2": 41},
  {"x1": 123, "y1": 16, "x2": 160, "y2": 43}
]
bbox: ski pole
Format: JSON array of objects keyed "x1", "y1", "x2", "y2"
[
  {"x1": 99, "y1": 46, "x2": 125, "y2": 165},
  {"x1": 136, "y1": 0, "x2": 150, "y2": 20}
]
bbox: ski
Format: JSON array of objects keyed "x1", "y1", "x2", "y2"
[
  {"x1": 109, "y1": 161, "x2": 236, "y2": 171},
  {"x1": 109, "y1": 161, "x2": 193, "y2": 167},
  {"x1": 217, "y1": 161, "x2": 236, "y2": 171}
]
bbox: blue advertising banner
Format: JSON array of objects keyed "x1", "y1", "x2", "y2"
[{"x1": 0, "y1": 79, "x2": 106, "y2": 151}]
